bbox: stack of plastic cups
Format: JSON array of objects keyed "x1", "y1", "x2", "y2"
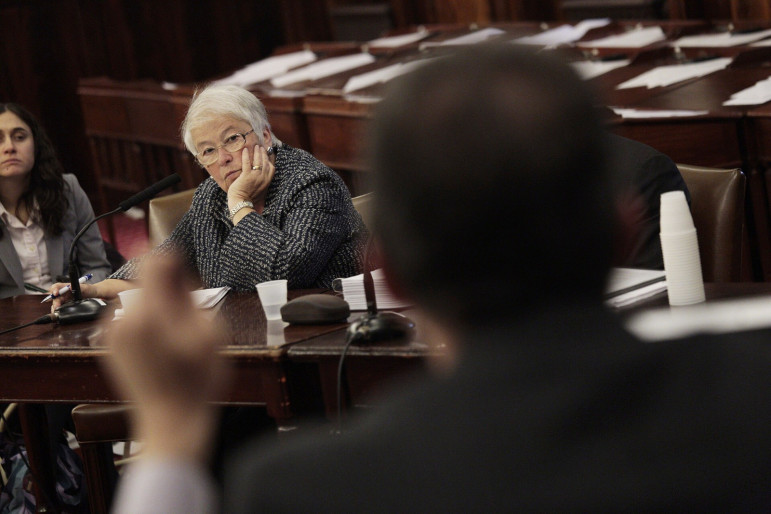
[{"x1": 659, "y1": 191, "x2": 706, "y2": 306}]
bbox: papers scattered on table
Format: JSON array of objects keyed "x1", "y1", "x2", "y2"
[
  {"x1": 343, "y1": 59, "x2": 432, "y2": 93},
  {"x1": 723, "y1": 75, "x2": 771, "y2": 106},
  {"x1": 513, "y1": 18, "x2": 610, "y2": 46},
  {"x1": 616, "y1": 57, "x2": 732, "y2": 89},
  {"x1": 571, "y1": 59, "x2": 630, "y2": 80},
  {"x1": 421, "y1": 27, "x2": 505, "y2": 49},
  {"x1": 332, "y1": 268, "x2": 411, "y2": 311},
  {"x1": 270, "y1": 53, "x2": 376, "y2": 88},
  {"x1": 604, "y1": 268, "x2": 667, "y2": 309},
  {"x1": 625, "y1": 294, "x2": 771, "y2": 341},
  {"x1": 673, "y1": 28, "x2": 771, "y2": 48},
  {"x1": 577, "y1": 26, "x2": 666, "y2": 49},
  {"x1": 610, "y1": 107, "x2": 709, "y2": 119},
  {"x1": 113, "y1": 286, "x2": 230, "y2": 319},
  {"x1": 367, "y1": 29, "x2": 430, "y2": 48},
  {"x1": 213, "y1": 50, "x2": 317, "y2": 87}
]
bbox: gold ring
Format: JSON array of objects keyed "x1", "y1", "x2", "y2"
[{"x1": 251, "y1": 165, "x2": 262, "y2": 171}]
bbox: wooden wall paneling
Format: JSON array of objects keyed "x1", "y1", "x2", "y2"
[
  {"x1": 431, "y1": 0, "x2": 491, "y2": 24},
  {"x1": 489, "y1": 0, "x2": 561, "y2": 21},
  {"x1": 668, "y1": 0, "x2": 733, "y2": 19},
  {"x1": 731, "y1": 0, "x2": 771, "y2": 20},
  {"x1": 276, "y1": 0, "x2": 334, "y2": 44}
]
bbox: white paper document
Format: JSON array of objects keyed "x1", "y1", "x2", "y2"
[
  {"x1": 604, "y1": 268, "x2": 667, "y2": 309},
  {"x1": 270, "y1": 53, "x2": 376, "y2": 88},
  {"x1": 610, "y1": 107, "x2": 709, "y2": 118},
  {"x1": 421, "y1": 27, "x2": 506, "y2": 48},
  {"x1": 723, "y1": 75, "x2": 771, "y2": 106},
  {"x1": 673, "y1": 28, "x2": 771, "y2": 48},
  {"x1": 514, "y1": 18, "x2": 610, "y2": 46},
  {"x1": 616, "y1": 57, "x2": 732, "y2": 89},
  {"x1": 625, "y1": 294, "x2": 771, "y2": 341},
  {"x1": 571, "y1": 59, "x2": 630, "y2": 80},
  {"x1": 343, "y1": 59, "x2": 431, "y2": 93},
  {"x1": 368, "y1": 29, "x2": 430, "y2": 48},
  {"x1": 113, "y1": 287, "x2": 230, "y2": 319},
  {"x1": 332, "y1": 268, "x2": 411, "y2": 310},
  {"x1": 213, "y1": 50, "x2": 318, "y2": 87},
  {"x1": 577, "y1": 26, "x2": 666, "y2": 49}
]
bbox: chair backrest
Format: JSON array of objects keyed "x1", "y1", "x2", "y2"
[
  {"x1": 147, "y1": 188, "x2": 196, "y2": 247},
  {"x1": 352, "y1": 192, "x2": 373, "y2": 228},
  {"x1": 676, "y1": 164, "x2": 745, "y2": 282}
]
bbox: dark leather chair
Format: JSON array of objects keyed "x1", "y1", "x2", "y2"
[
  {"x1": 147, "y1": 187, "x2": 196, "y2": 247},
  {"x1": 676, "y1": 164, "x2": 746, "y2": 282}
]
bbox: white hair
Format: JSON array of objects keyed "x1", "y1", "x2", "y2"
[{"x1": 180, "y1": 84, "x2": 280, "y2": 155}]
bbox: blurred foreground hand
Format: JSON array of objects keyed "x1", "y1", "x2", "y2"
[{"x1": 101, "y1": 254, "x2": 230, "y2": 464}]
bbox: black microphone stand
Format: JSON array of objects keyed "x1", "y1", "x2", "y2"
[{"x1": 54, "y1": 173, "x2": 182, "y2": 324}]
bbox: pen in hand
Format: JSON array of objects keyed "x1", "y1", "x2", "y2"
[{"x1": 41, "y1": 273, "x2": 93, "y2": 303}]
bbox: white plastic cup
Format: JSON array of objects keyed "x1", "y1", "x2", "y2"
[
  {"x1": 659, "y1": 191, "x2": 695, "y2": 234},
  {"x1": 659, "y1": 191, "x2": 705, "y2": 306},
  {"x1": 256, "y1": 280, "x2": 288, "y2": 321},
  {"x1": 117, "y1": 288, "x2": 143, "y2": 314}
]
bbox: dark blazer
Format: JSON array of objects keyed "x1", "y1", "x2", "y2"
[
  {"x1": 0, "y1": 173, "x2": 111, "y2": 299},
  {"x1": 112, "y1": 144, "x2": 367, "y2": 289},
  {"x1": 608, "y1": 134, "x2": 691, "y2": 270},
  {"x1": 226, "y1": 302, "x2": 771, "y2": 512}
]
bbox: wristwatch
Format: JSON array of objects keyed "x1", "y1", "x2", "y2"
[{"x1": 228, "y1": 200, "x2": 254, "y2": 221}]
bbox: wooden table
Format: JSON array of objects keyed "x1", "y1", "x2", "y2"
[{"x1": 0, "y1": 290, "x2": 345, "y2": 513}]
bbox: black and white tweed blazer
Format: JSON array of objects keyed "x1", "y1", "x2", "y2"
[{"x1": 111, "y1": 145, "x2": 367, "y2": 290}]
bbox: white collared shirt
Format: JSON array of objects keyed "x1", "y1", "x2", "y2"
[{"x1": 0, "y1": 201, "x2": 52, "y2": 291}]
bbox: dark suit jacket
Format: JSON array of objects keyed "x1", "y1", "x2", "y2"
[
  {"x1": 0, "y1": 174, "x2": 111, "y2": 299},
  {"x1": 226, "y1": 302, "x2": 771, "y2": 512},
  {"x1": 608, "y1": 134, "x2": 690, "y2": 270}
]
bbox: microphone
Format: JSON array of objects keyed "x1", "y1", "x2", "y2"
[
  {"x1": 345, "y1": 243, "x2": 415, "y2": 344},
  {"x1": 55, "y1": 173, "x2": 182, "y2": 324}
]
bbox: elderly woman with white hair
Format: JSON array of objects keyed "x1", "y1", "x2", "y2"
[{"x1": 52, "y1": 83, "x2": 367, "y2": 303}]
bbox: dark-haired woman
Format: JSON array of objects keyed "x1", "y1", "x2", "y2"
[{"x1": 0, "y1": 103, "x2": 111, "y2": 299}]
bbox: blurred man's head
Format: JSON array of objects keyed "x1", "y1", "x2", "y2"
[{"x1": 370, "y1": 44, "x2": 614, "y2": 330}]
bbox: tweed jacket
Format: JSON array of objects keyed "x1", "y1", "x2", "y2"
[
  {"x1": 0, "y1": 173, "x2": 111, "y2": 299},
  {"x1": 111, "y1": 144, "x2": 367, "y2": 289}
]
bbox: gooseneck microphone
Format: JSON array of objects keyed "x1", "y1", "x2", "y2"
[{"x1": 55, "y1": 173, "x2": 182, "y2": 324}]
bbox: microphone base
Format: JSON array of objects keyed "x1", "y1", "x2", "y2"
[
  {"x1": 55, "y1": 298, "x2": 107, "y2": 325},
  {"x1": 347, "y1": 311, "x2": 416, "y2": 344}
]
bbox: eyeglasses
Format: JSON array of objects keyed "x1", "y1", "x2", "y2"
[{"x1": 195, "y1": 129, "x2": 255, "y2": 166}]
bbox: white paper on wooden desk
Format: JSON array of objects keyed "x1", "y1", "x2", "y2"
[
  {"x1": 515, "y1": 18, "x2": 610, "y2": 46},
  {"x1": 674, "y1": 28, "x2": 771, "y2": 48},
  {"x1": 113, "y1": 286, "x2": 230, "y2": 320},
  {"x1": 577, "y1": 26, "x2": 666, "y2": 49},
  {"x1": 604, "y1": 268, "x2": 667, "y2": 309},
  {"x1": 723, "y1": 75, "x2": 771, "y2": 106},
  {"x1": 213, "y1": 50, "x2": 317, "y2": 87},
  {"x1": 368, "y1": 29, "x2": 430, "y2": 48},
  {"x1": 610, "y1": 107, "x2": 709, "y2": 118},
  {"x1": 625, "y1": 294, "x2": 771, "y2": 341},
  {"x1": 333, "y1": 268, "x2": 411, "y2": 310},
  {"x1": 615, "y1": 57, "x2": 732, "y2": 89},
  {"x1": 571, "y1": 59, "x2": 630, "y2": 80},
  {"x1": 270, "y1": 53, "x2": 376, "y2": 88},
  {"x1": 420, "y1": 27, "x2": 505, "y2": 48},
  {"x1": 343, "y1": 58, "x2": 432, "y2": 93}
]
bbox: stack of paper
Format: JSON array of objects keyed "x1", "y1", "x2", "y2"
[
  {"x1": 367, "y1": 29, "x2": 430, "y2": 48},
  {"x1": 343, "y1": 59, "x2": 432, "y2": 94},
  {"x1": 420, "y1": 27, "x2": 505, "y2": 49},
  {"x1": 514, "y1": 18, "x2": 610, "y2": 47},
  {"x1": 212, "y1": 51, "x2": 317, "y2": 87},
  {"x1": 673, "y1": 28, "x2": 771, "y2": 48},
  {"x1": 616, "y1": 57, "x2": 732, "y2": 89},
  {"x1": 332, "y1": 269, "x2": 411, "y2": 310},
  {"x1": 571, "y1": 59, "x2": 630, "y2": 80},
  {"x1": 113, "y1": 286, "x2": 230, "y2": 320},
  {"x1": 577, "y1": 26, "x2": 666, "y2": 49},
  {"x1": 723, "y1": 75, "x2": 771, "y2": 106},
  {"x1": 270, "y1": 53, "x2": 376, "y2": 88},
  {"x1": 610, "y1": 107, "x2": 709, "y2": 119},
  {"x1": 604, "y1": 268, "x2": 667, "y2": 309}
]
